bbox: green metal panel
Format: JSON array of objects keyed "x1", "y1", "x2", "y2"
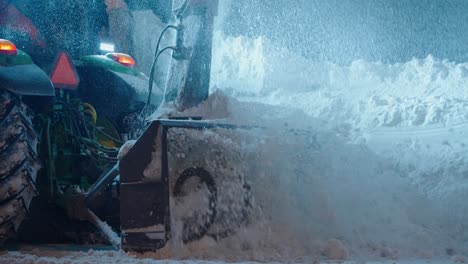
[
  {"x1": 0, "y1": 49, "x2": 33, "y2": 66},
  {"x1": 80, "y1": 55, "x2": 142, "y2": 76}
]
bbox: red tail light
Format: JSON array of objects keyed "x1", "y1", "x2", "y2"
[
  {"x1": 107, "y1": 53, "x2": 136, "y2": 68},
  {"x1": 0, "y1": 39, "x2": 17, "y2": 56}
]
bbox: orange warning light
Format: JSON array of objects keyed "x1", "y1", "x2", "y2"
[
  {"x1": 0, "y1": 39, "x2": 18, "y2": 56},
  {"x1": 108, "y1": 53, "x2": 136, "y2": 68}
]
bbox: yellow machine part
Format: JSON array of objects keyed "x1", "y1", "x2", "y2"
[
  {"x1": 83, "y1": 102, "x2": 121, "y2": 148},
  {"x1": 83, "y1": 103, "x2": 98, "y2": 124},
  {"x1": 96, "y1": 116, "x2": 122, "y2": 148}
]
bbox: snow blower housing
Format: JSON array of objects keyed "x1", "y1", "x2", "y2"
[
  {"x1": 118, "y1": 0, "x2": 226, "y2": 250},
  {"x1": 119, "y1": 119, "x2": 250, "y2": 251}
]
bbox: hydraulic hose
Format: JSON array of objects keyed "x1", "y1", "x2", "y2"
[
  {"x1": 59, "y1": 101, "x2": 118, "y2": 162},
  {"x1": 137, "y1": 45, "x2": 177, "y2": 136},
  {"x1": 134, "y1": 25, "x2": 180, "y2": 138},
  {"x1": 145, "y1": 25, "x2": 178, "y2": 110},
  {"x1": 147, "y1": 46, "x2": 177, "y2": 107},
  {"x1": 153, "y1": 25, "x2": 178, "y2": 60}
]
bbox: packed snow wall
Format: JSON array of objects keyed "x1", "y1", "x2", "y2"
[
  {"x1": 205, "y1": 9, "x2": 468, "y2": 262},
  {"x1": 211, "y1": 31, "x2": 468, "y2": 200}
]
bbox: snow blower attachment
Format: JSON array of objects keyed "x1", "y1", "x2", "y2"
[
  {"x1": 119, "y1": 120, "x2": 253, "y2": 251},
  {"x1": 116, "y1": 0, "x2": 236, "y2": 251}
]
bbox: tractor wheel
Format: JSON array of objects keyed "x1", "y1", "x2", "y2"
[{"x1": 0, "y1": 90, "x2": 41, "y2": 246}]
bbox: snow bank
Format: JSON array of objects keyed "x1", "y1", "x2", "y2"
[
  {"x1": 212, "y1": 32, "x2": 468, "y2": 129},
  {"x1": 211, "y1": 32, "x2": 468, "y2": 244},
  {"x1": 167, "y1": 29, "x2": 468, "y2": 261}
]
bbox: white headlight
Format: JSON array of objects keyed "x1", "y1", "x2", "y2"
[{"x1": 100, "y1": 42, "x2": 115, "y2": 52}]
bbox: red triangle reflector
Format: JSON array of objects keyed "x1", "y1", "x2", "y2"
[{"x1": 49, "y1": 52, "x2": 80, "y2": 89}]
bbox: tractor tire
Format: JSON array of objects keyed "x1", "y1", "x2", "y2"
[{"x1": 0, "y1": 90, "x2": 41, "y2": 246}]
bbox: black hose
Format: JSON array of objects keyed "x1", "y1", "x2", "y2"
[
  {"x1": 87, "y1": 121, "x2": 123, "y2": 145},
  {"x1": 146, "y1": 46, "x2": 177, "y2": 107},
  {"x1": 145, "y1": 25, "x2": 178, "y2": 109},
  {"x1": 136, "y1": 45, "x2": 177, "y2": 136},
  {"x1": 153, "y1": 25, "x2": 178, "y2": 60},
  {"x1": 59, "y1": 101, "x2": 115, "y2": 149},
  {"x1": 58, "y1": 101, "x2": 118, "y2": 162},
  {"x1": 135, "y1": 25, "x2": 180, "y2": 138},
  {"x1": 81, "y1": 138, "x2": 118, "y2": 154},
  {"x1": 61, "y1": 101, "x2": 90, "y2": 138}
]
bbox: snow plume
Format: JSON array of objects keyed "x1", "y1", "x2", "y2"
[
  {"x1": 211, "y1": 32, "x2": 468, "y2": 129},
  {"x1": 150, "y1": 92, "x2": 457, "y2": 262}
]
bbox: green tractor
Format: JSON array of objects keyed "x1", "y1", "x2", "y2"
[
  {"x1": 0, "y1": 0, "x2": 199, "y2": 248},
  {"x1": 0, "y1": 19, "x2": 155, "y2": 245},
  {"x1": 0, "y1": 39, "x2": 154, "y2": 244},
  {"x1": 1, "y1": 0, "x2": 253, "y2": 251}
]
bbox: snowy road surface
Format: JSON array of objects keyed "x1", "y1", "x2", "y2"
[{"x1": 0, "y1": 250, "x2": 462, "y2": 264}]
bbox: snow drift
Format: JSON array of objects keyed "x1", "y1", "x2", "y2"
[
  {"x1": 211, "y1": 31, "x2": 468, "y2": 129},
  {"x1": 211, "y1": 32, "x2": 468, "y2": 208}
]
